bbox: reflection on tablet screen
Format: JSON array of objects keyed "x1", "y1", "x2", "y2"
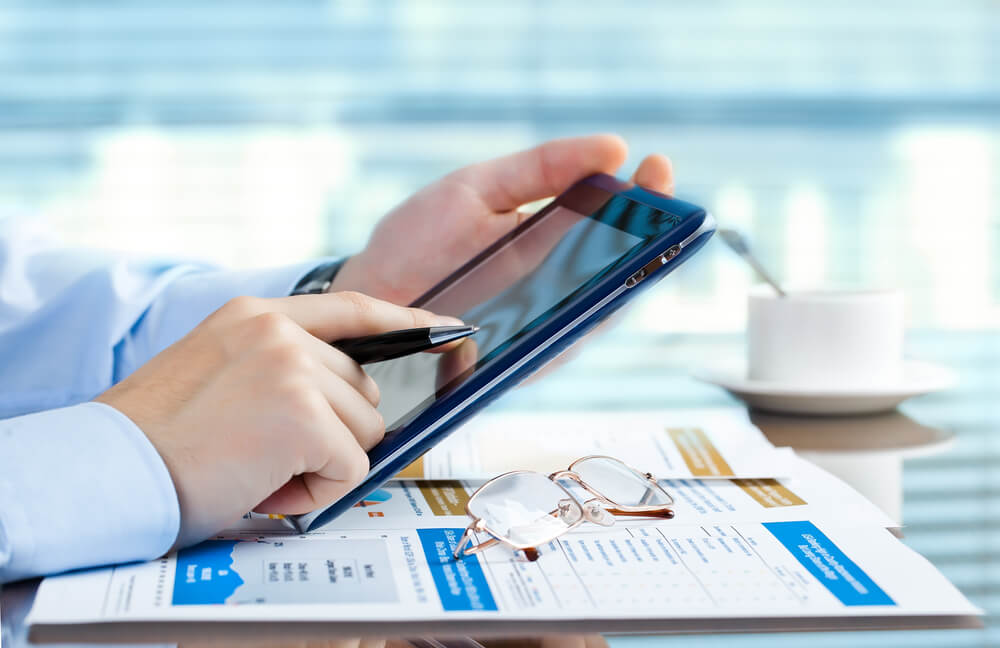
[{"x1": 367, "y1": 203, "x2": 643, "y2": 444}]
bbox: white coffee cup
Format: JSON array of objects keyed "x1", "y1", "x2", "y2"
[{"x1": 747, "y1": 287, "x2": 905, "y2": 389}]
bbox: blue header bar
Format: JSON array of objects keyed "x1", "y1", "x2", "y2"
[
  {"x1": 417, "y1": 528, "x2": 498, "y2": 612},
  {"x1": 764, "y1": 521, "x2": 895, "y2": 607}
]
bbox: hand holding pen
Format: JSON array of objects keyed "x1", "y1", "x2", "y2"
[
  {"x1": 95, "y1": 291, "x2": 477, "y2": 547},
  {"x1": 332, "y1": 325, "x2": 480, "y2": 365}
]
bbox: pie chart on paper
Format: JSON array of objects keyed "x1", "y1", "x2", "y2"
[{"x1": 353, "y1": 488, "x2": 393, "y2": 508}]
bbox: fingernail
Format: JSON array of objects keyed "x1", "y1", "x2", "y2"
[{"x1": 434, "y1": 314, "x2": 464, "y2": 326}]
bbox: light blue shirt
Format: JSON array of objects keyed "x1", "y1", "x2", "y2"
[{"x1": 0, "y1": 222, "x2": 326, "y2": 583}]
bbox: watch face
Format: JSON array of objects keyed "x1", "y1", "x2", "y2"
[
  {"x1": 292, "y1": 262, "x2": 343, "y2": 295},
  {"x1": 298, "y1": 279, "x2": 330, "y2": 294}
]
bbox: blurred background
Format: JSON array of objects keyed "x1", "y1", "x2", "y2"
[
  {"x1": 2, "y1": 0, "x2": 997, "y2": 332},
  {"x1": 2, "y1": 4, "x2": 1000, "y2": 648}
]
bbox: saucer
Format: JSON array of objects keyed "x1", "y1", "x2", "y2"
[{"x1": 691, "y1": 360, "x2": 958, "y2": 416}]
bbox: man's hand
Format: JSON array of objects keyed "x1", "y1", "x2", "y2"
[
  {"x1": 96, "y1": 292, "x2": 458, "y2": 548},
  {"x1": 330, "y1": 134, "x2": 674, "y2": 304}
]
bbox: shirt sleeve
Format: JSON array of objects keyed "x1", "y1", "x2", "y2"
[
  {"x1": 0, "y1": 221, "x2": 330, "y2": 419},
  {"x1": 110, "y1": 263, "x2": 329, "y2": 385},
  {"x1": 0, "y1": 221, "x2": 339, "y2": 582},
  {"x1": 0, "y1": 402, "x2": 180, "y2": 583}
]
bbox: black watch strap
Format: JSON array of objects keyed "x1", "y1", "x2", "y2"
[{"x1": 291, "y1": 260, "x2": 345, "y2": 295}]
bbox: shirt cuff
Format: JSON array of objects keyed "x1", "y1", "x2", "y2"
[
  {"x1": 118, "y1": 260, "x2": 336, "y2": 380},
  {"x1": 0, "y1": 402, "x2": 179, "y2": 583}
]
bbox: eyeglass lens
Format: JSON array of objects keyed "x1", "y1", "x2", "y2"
[
  {"x1": 467, "y1": 472, "x2": 584, "y2": 547},
  {"x1": 570, "y1": 456, "x2": 673, "y2": 507}
]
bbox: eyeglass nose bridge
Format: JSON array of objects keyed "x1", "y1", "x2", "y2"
[
  {"x1": 581, "y1": 498, "x2": 615, "y2": 527},
  {"x1": 550, "y1": 471, "x2": 614, "y2": 525}
]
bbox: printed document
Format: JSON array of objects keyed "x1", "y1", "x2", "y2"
[
  {"x1": 27, "y1": 452, "x2": 979, "y2": 638},
  {"x1": 397, "y1": 409, "x2": 795, "y2": 480}
]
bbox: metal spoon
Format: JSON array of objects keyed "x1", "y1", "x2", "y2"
[{"x1": 717, "y1": 228, "x2": 787, "y2": 297}]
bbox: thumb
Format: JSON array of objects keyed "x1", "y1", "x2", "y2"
[{"x1": 454, "y1": 134, "x2": 628, "y2": 213}]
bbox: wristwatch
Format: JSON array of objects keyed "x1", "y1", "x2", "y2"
[{"x1": 290, "y1": 260, "x2": 345, "y2": 296}]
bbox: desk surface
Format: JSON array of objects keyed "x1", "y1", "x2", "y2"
[{"x1": 3, "y1": 330, "x2": 997, "y2": 647}]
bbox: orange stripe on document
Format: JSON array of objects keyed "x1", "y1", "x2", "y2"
[
  {"x1": 667, "y1": 427, "x2": 734, "y2": 477},
  {"x1": 731, "y1": 478, "x2": 807, "y2": 507},
  {"x1": 394, "y1": 456, "x2": 425, "y2": 479}
]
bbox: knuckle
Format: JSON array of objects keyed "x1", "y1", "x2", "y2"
[
  {"x1": 266, "y1": 344, "x2": 314, "y2": 376},
  {"x1": 337, "y1": 290, "x2": 376, "y2": 315},
  {"x1": 338, "y1": 381, "x2": 385, "y2": 451},
  {"x1": 366, "y1": 376, "x2": 381, "y2": 407},
  {"x1": 329, "y1": 346, "x2": 355, "y2": 368},
  {"x1": 249, "y1": 311, "x2": 294, "y2": 340},
  {"x1": 369, "y1": 407, "x2": 386, "y2": 439},
  {"x1": 355, "y1": 407, "x2": 386, "y2": 452},
  {"x1": 275, "y1": 380, "x2": 318, "y2": 413},
  {"x1": 408, "y1": 308, "x2": 424, "y2": 328},
  {"x1": 221, "y1": 295, "x2": 262, "y2": 319}
]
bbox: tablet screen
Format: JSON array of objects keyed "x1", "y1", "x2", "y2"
[{"x1": 366, "y1": 197, "x2": 644, "y2": 458}]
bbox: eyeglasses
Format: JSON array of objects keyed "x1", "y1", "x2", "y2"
[{"x1": 453, "y1": 455, "x2": 675, "y2": 561}]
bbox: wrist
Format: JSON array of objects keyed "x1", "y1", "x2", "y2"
[
  {"x1": 324, "y1": 256, "x2": 356, "y2": 293},
  {"x1": 329, "y1": 255, "x2": 411, "y2": 304},
  {"x1": 326, "y1": 255, "x2": 370, "y2": 295}
]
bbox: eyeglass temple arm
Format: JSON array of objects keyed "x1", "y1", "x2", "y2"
[
  {"x1": 454, "y1": 525, "x2": 544, "y2": 562},
  {"x1": 553, "y1": 467, "x2": 675, "y2": 508},
  {"x1": 605, "y1": 506, "x2": 675, "y2": 519},
  {"x1": 453, "y1": 526, "x2": 502, "y2": 560}
]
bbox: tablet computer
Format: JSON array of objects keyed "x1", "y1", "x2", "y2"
[{"x1": 293, "y1": 173, "x2": 715, "y2": 531}]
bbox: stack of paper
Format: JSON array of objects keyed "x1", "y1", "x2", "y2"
[{"x1": 27, "y1": 410, "x2": 981, "y2": 641}]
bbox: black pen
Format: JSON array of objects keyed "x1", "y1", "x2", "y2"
[{"x1": 332, "y1": 325, "x2": 480, "y2": 365}]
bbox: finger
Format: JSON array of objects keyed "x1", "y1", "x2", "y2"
[
  {"x1": 254, "y1": 471, "x2": 357, "y2": 515},
  {"x1": 630, "y1": 153, "x2": 674, "y2": 196},
  {"x1": 296, "y1": 452, "x2": 370, "y2": 514},
  {"x1": 537, "y1": 636, "x2": 608, "y2": 648},
  {"x1": 314, "y1": 370, "x2": 385, "y2": 451},
  {"x1": 283, "y1": 325, "x2": 381, "y2": 405},
  {"x1": 456, "y1": 134, "x2": 628, "y2": 213},
  {"x1": 583, "y1": 635, "x2": 611, "y2": 648},
  {"x1": 254, "y1": 416, "x2": 369, "y2": 514},
  {"x1": 435, "y1": 338, "x2": 480, "y2": 392},
  {"x1": 291, "y1": 302, "x2": 465, "y2": 368},
  {"x1": 268, "y1": 292, "x2": 462, "y2": 343}
]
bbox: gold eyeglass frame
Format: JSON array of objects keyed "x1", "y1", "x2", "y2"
[{"x1": 453, "y1": 455, "x2": 675, "y2": 561}]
